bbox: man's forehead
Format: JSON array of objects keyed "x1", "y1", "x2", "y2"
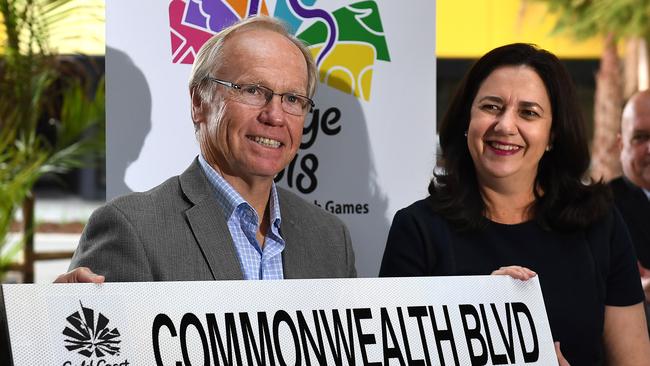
[
  {"x1": 226, "y1": 28, "x2": 299, "y2": 54},
  {"x1": 632, "y1": 94, "x2": 650, "y2": 117},
  {"x1": 622, "y1": 96, "x2": 650, "y2": 133},
  {"x1": 631, "y1": 105, "x2": 650, "y2": 131},
  {"x1": 215, "y1": 28, "x2": 308, "y2": 90}
]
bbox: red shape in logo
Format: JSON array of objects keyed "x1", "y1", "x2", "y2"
[{"x1": 169, "y1": 0, "x2": 214, "y2": 64}]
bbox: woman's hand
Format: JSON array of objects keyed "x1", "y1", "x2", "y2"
[
  {"x1": 555, "y1": 342, "x2": 570, "y2": 366},
  {"x1": 494, "y1": 267, "x2": 568, "y2": 364},
  {"x1": 491, "y1": 265, "x2": 537, "y2": 280}
]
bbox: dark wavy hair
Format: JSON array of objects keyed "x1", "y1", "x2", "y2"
[{"x1": 430, "y1": 43, "x2": 611, "y2": 232}]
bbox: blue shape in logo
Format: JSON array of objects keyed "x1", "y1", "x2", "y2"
[{"x1": 273, "y1": 0, "x2": 316, "y2": 33}]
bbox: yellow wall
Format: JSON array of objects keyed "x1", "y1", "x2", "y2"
[
  {"x1": 3, "y1": 1, "x2": 606, "y2": 58},
  {"x1": 437, "y1": 0, "x2": 603, "y2": 58},
  {"x1": 49, "y1": 0, "x2": 105, "y2": 55},
  {"x1": 0, "y1": 0, "x2": 104, "y2": 55}
]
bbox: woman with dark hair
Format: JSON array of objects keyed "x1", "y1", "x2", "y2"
[{"x1": 380, "y1": 43, "x2": 650, "y2": 365}]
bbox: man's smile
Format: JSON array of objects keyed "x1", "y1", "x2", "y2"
[{"x1": 248, "y1": 135, "x2": 282, "y2": 148}]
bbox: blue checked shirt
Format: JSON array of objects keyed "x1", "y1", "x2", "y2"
[{"x1": 198, "y1": 155, "x2": 285, "y2": 280}]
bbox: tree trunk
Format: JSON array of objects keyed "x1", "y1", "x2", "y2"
[
  {"x1": 624, "y1": 38, "x2": 640, "y2": 99},
  {"x1": 22, "y1": 193, "x2": 34, "y2": 283},
  {"x1": 591, "y1": 34, "x2": 623, "y2": 181},
  {"x1": 623, "y1": 37, "x2": 649, "y2": 99},
  {"x1": 637, "y1": 38, "x2": 649, "y2": 92}
]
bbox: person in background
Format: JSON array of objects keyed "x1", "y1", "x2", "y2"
[
  {"x1": 56, "y1": 16, "x2": 355, "y2": 283},
  {"x1": 610, "y1": 90, "x2": 650, "y2": 329},
  {"x1": 379, "y1": 43, "x2": 650, "y2": 365}
]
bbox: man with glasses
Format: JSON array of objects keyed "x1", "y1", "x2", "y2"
[{"x1": 57, "y1": 16, "x2": 356, "y2": 283}]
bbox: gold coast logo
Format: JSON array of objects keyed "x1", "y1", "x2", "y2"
[
  {"x1": 61, "y1": 301, "x2": 127, "y2": 366},
  {"x1": 169, "y1": 0, "x2": 390, "y2": 101}
]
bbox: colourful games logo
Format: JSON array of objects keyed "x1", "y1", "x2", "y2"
[{"x1": 169, "y1": 0, "x2": 390, "y2": 101}]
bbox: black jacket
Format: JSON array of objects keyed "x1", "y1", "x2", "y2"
[{"x1": 610, "y1": 176, "x2": 650, "y2": 268}]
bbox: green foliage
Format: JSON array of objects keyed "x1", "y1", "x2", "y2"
[
  {"x1": 44, "y1": 77, "x2": 105, "y2": 174},
  {"x1": 0, "y1": 128, "x2": 46, "y2": 279},
  {"x1": 0, "y1": 0, "x2": 105, "y2": 281},
  {"x1": 535, "y1": 0, "x2": 650, "y2": 41}
]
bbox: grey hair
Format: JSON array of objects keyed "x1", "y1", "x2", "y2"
[{"x1": 188, "y1": 15, "x2": 318, "y2": 107}]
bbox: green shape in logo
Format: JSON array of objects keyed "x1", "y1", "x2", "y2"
[{"x1": 297, "y1": 1, "x2": 390, "y2": 101}]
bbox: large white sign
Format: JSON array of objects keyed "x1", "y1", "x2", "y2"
[
  {"x1": 106, "y1": 1, "x2": 437, "y2": 277},
  {"x1": 1, "y1": 277, "x2": 557, "y2": 365}
]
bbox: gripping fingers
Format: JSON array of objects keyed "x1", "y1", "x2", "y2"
[
  {"x1": 54, "y1": 267, "x2": 105, "y2": 284},
  {"x1": 491, "y1": 265, "x2": 537, "y2": 280}
]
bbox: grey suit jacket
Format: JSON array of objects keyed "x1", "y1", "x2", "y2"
[{"x1": 70, "y1": 159, "x2": 356, "y2": 281}]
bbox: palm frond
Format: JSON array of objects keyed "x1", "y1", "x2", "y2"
[
  {"x1": 534, "y1": 0, "x2": 650, "y2": 41},
  {"x1": 0, "y1": 0, "x2": 105, "y2": 280}
]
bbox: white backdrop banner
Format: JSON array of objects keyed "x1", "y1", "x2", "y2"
[
  {"x1": 106, "y1": 0, "x2": 437, "y2": 277},
  {"x1": 1, "y1": 276, "x2": 556, "y2": 365}
]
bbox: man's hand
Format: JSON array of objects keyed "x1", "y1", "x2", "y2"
[
  {"x1": 54, "y1": 267, "x2": 105, "y2": 284},
  {"x1": 491, "y1": 265, "x2": 537, "y2": 281}
]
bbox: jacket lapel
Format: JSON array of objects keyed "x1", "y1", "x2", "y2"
[
  {"x1": 278, "y1": 189, "x2": 308, "y2": 279},
  {"x1": 180, "y1": 159, "x2": 243, "y2": 280}
]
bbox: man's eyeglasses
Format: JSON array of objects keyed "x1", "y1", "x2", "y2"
[{"x1": 205, "y1": 77, "x2": 314, "y2": 116}]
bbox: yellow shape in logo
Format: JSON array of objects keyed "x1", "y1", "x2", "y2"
[{"x1": 310, "y1": 43, "x2": 376, "y2": 101}]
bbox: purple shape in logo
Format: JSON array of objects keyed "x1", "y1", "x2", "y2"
[
  {"x1": 288, "y1": 0, "x2": 336, "y2": 66},
  {"x1": 184, "y1": 0, "x2": 208, "y2": 29},
  {"x1": 184, "y1": 0, "x2": 239, "y2": 33}
]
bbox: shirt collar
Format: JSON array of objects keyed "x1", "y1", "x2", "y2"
[
  {"x1": 198, "y1": 155, "x2": 282, "y2": 227},
  {"x1": 268, "y1": 181, "x2": 282, "y2": 229}
]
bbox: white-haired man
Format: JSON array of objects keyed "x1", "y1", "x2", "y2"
[{"x1": 58, "y1": 16, "x2": 355, "y2": 283}]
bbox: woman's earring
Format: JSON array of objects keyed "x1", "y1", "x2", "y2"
[
  {"x1": 464, "y1": 131, "x2": 468, "y2": 137},
  {"x1": 545, "y1": 145, "x2": 552, "y2": 152}
]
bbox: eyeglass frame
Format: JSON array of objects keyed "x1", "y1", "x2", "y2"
[{"x1": 204, "y1": 77, "x2": 315, "y2": 116}]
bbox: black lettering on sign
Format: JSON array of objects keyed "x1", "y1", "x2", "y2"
[
  {"x1": 408, "y1": 306, "x2": 432, "y2": 366},
  {"x1": 478, "y1": 304, "x2": 508, "y2": 365},
  {"x1": 206, "y1": 313, "x2": 242, "y2": 366},
  {"x1": 380, "y1": 307, "x2": 406, "y2": 365},
  {"x1": 321, "y1": 107, "x2": 341, "y2": 136},
  {"x1": 296, "y1": 154, "x2": 318, "y2": 194},
  {"x1": 320, "y1": 309, "x2": 355, "y2": 366},
  {"x1": 297, "y1": 310, "x2": 326, "y2": 365},
  {"x1": 353, "y1": 308, "x2": 381, "y2": 366},
  {"x1": 396, "y1": 307, "x2": 425, "y2": 366},
  {"x1": 272, "y1": 310, "x2": 301, "y2": 366},
  {"x1": 488, "y1": 303, "x2": 515, "y2": 364},
  {"x1": 459, "y1": 304, "x2": 488, "y2": 366},
  {"x1": 96, "y1": 360, "x2": 131, "y2": 366},
  {"x1": 324, "y1": 201, "x2": 370, "y2": 215},
  {"x1": 301, "y1": 107, "x2": 342, "y2": 149},
  {"x1": 428, "y1": 305, "x2": 460, "y2": 366},
  {"x1": 152, "y1": 313, "x2": 177, "y2": 366},
  {"x1": 240, "y1": 312, "x2": 275, "y2": 366},
  {"x1": 274, "y1": 153, "x2": 318, "y2": 194},
  {"x1": 512, "y1": 303, "x2": 539, "y2": 362},
  {"x1": 275, "y1": 106, "x2": 342, "y2": 195},
  {"x1": 180, "y1": 313, "x2": 210, "y2": 366}
]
